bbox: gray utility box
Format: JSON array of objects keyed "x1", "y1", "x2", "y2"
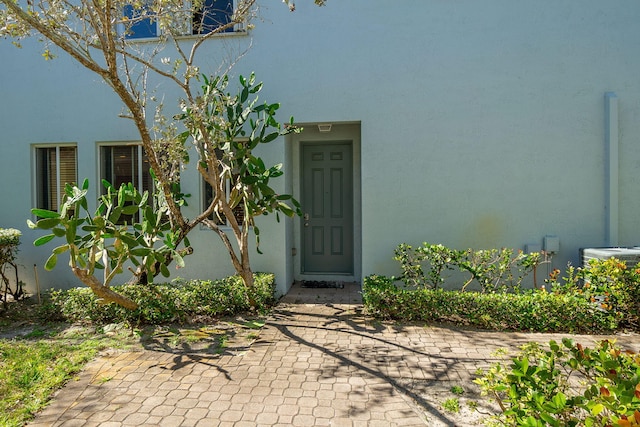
[{"x1": 580, "y1": 247, "x2": 640, "y2": 268}]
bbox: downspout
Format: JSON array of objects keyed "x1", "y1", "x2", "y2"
[{"x1": 605, "y1": 92, "x2": 619, "y2": 247}]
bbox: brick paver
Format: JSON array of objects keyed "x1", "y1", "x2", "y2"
[{"x1": 29, "y1": 283, "x2": 640, "y2": 426}]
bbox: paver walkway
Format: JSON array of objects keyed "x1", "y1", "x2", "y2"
[{"x1": 29, "y1": 283, "x2": 640, "y2": 426}]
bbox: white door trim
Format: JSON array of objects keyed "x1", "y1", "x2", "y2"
[{"x1": 286, "y1": 122, "x2": 362, "y2": 285}]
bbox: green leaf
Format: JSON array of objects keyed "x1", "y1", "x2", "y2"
[
  {"x1": 130, "y1": 248, "x2": 151, "y2": 257},
  {"x1": 31, "y1": 208, "x2": 59, "y2": 219},
  {"x1": 44, "y1": 253, "x2": 58, "y2": 270},
  {"x1": 52, "y1": 227, "x2": 66, "y2": 237},
  {"x1": 118, "y1": 186, "x2": 125, "y2": 207},
  {"x1": 591, "y1": 403, "x2": 604, "y2": 416},
  {"x1": 552, "y1": 393, "x2": 566, "y2": 411},
  {"x1": 119, "y1": 234, "x2": 139, "y2": 248},
  {"x1": 243, "y1": 320, "x2": 265, "y2": 329},
  {"x1": 34, "y1": 234, "x2": 56, "y2": 246},
  {"x1": 539, "y1": 413, "x2": 556, "y2": 425},
  {"x1": 108, "y1": 206, "x2": 122, "y2": 224},
  {"x1": 102, "y1": 179, "x2": 115, "y2": 192},
  {"x1": 140, "y1": 190, "x2": 149, "y2": 207},
  {"x1": 122, "y1": 205, "x2": 139, "y2": 215},
  {"x1": 36, "y1": 218, "x2": 61, "y2": 229},
  {"x1": 52, "y1": 244, "x2": 70, "y2": 255},
  {"x1": 66, "y1": 222, "x2": 77, "y2": 244},
  {"x1": 262, "y1": 132, "x2": 279, "y2": 143},
  {"x1": 174, "y1": 253, "x2": 185, "y2": 268},
  {"x1": 250, "y1": 81, "x2": 262, "y2": 94},
  {"x1": 278, "y1": 202, "x2": 294, "y2": 217},
  {"x1": 160, "y1": 263, "x2": 170, "y2": 278}
]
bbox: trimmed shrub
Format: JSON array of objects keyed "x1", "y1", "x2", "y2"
[
  {"x1": 40, "y1": 273, "x2": 276, "y2": 324},
  {"x1": 362, "y1": 275, "x2": 618, "y2": 333}
]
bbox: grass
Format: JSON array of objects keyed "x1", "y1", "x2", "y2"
[
  {"x1": 0, "y1": 296, "x2": 267, "y2": 426},
  {"x1": 0, "y1": 320, "x2": 136, "y2": 427}
]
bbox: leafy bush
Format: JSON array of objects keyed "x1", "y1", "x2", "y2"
[
  {"x1": 0, "y1": 228, "x2": 23, "y2": 305},
  {"x1": 394, "y1": 242, "x2": 543, "y2": 292},
  {"x1": 475, "y1": 338, "x2": 640, "y2": 426},
  {"x1": 362, "y1": 275, "x2": 618, "y2": 333},
  {"x1": 40, "y1": 273, "x2": 276, "y2": 325},
  {"x1": 549, "y1": 259, "x2": 640, "y2": 330}
]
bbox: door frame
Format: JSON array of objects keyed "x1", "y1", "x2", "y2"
[{"x1": 287, "y1": 122, "x2": 362, "y2": 284}]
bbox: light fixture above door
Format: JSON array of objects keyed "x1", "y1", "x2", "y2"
[{"x1": 317, "y1": 123, "x2": 332, "y2": 133}]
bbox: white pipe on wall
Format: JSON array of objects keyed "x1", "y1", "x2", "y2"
[{"x1": 605, "y1": 92, "x2": 619, "y2": 247}]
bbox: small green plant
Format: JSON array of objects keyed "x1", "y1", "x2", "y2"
[
  {"x1": 443, "y1": 397, "x2": 460, "y2": 413},
  {"x1": 475, "y1": 338, "x2": 640, "y2": 426},
  {"x1": 98, "y1": 375, "x2": 113, "y2": 384},
  {"x1": 216, "y1": 334, "x2": 228, "y2": 354},
  {"x1": 450, "y1": 385, "x2": 464, "y2": 395}
]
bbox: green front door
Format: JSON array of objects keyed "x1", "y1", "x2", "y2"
[{"x1": 301, "y1": 142, "x2": 354, "y2": 274}]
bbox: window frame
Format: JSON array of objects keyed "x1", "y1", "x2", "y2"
[
  {"x1": 202, "y1": 174, "x2": 245, "y2": 228},
  {"x1": 33, "y1": 144, "x2": 78, "y2": 213},
  {"x1": 120, "y1": 0, "x2": 244, "y2": 41},
  {"x1": 98, "y1": 143, "x2": 153, "y2": 224},
  {"x1": 122, "y1": 3, "x2": 160, "y2": 39}
]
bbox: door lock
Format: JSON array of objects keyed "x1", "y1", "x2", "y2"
[{"x1": 303, "y1": 213, "x2": 310, "y2": 220}]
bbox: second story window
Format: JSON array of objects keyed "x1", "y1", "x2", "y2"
[
  {"x1": 192, "y1": 0, "x2": 234, "y2": 35},
  {"x1": 123, "y1": 4, "x2": 158, "y2": 39},
  {"x1": 123, "y1": 0, "x2": 236, "y2": 40}
]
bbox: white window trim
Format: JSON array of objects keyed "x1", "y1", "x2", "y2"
[
  {"x1": 117, "y1": 1, "x2": 247, "y2": 42},
  {"x1": 96, "y1": 141, "x2": 149, "y2": 195},
  {"x1": 32, "y1": 143, "x2": 78, "y2": 214}
]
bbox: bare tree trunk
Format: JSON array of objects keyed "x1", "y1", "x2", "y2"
[
  {"x1": 72, "y1": 267, "x2": 139, "y2": 310},
  {"x1": 239, "y1": 248, "x2": 256, "y2": 308}
]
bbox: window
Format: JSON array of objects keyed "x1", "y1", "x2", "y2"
[
  {"x1": 123, "y1": 4, "x2": 159, "y2": 39},
  {"x1": 203, "y1": 178, "x2": 245, "y2": 226},
  {"x1": 123, "y1": 0, "x2": 236, "y2": 39},
  {"x1": 35, "y1": 146, "x2": 77, "y2": 212},
  {"x1": 100, "y1": 145, "x2": 152, "y2": 223},
  {"x1": 192, "y1": 0, "x2": 234, "y2": 35}
]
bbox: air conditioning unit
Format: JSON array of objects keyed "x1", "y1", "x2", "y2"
[{"x1": 580, "y1": 247, "x2": 640, "y2": 268}]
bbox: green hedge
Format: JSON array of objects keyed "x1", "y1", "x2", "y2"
[
  {"x1": 41, "y1": 273, "x2": 276, "y2": 324},
  {"x1": 362, "y1": 275, "x2": 618, "y2": 333}
]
